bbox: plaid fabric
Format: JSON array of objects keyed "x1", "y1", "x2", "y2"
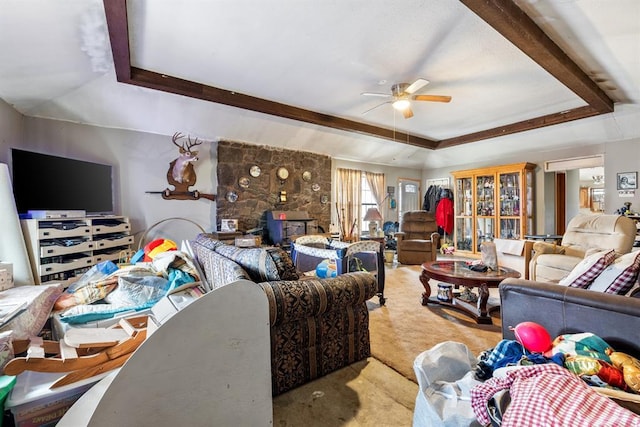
[
  {"x1": 471, "y1": 364, "x2": 640, "y2": 426},
  {"x1": 567, "y1": 249, "x2": 616, "y2": 289},
  {"x1": 604, "y1": 252, "x2": 640, "y2": 295}
]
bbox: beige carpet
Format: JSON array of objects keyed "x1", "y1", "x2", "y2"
[{"x1": 367, "y1": 263, "x2": 502, "y2": 382}]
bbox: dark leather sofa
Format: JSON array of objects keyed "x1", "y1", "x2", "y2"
[
  {"x1": 500, "y1": 278, "x2": 640, "y2": 354},
  {"x1": 500, "y1": 278, "x2": 640, "y2": 413}
]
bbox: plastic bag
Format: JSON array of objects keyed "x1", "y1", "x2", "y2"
[
  {"x1": 480, "y1": 241, "x2": 498, "y2": 271},
  {"x1": 413, "y1": 341, "x2": 483, "y2": 427},
  {"x1": 67, "y1": 260, "x2": 119, "y2": 293}
]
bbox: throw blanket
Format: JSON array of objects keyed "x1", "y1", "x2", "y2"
[{"x1": 471, "y1": 364, "x2": 640, "y2": 426}]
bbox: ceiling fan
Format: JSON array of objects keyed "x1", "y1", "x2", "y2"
[{"x1": 361, "y1": 78, "x2": 451, "y2": 119}]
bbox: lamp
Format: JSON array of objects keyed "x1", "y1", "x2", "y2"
[
  {"x1": 392, "y1": 98, "x2": 411, "y2": 111},
  {"x1": 364, "y1": 207, "x2": 383, "y2": 236}
]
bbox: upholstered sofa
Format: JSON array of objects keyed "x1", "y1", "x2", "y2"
[
  {"x1": 189, "y1": 233, "x2": 378, "y2": 396},
  {"x1": 527, "y1": 213, "x2": 636, "y2": 283},
  {"x1": 395, "y1": 211, "x2": 440, "y2": 265}
]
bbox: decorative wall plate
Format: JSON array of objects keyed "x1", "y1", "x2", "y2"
[
  {"x1": 226, "y1": 191, "x2": 238, "y2": 203},
  {"x1": 302, "y1": 171, "x2": 312, "y2": 182},
  {"x1": 277, "y1": 167, "x2": 289, "y2": 180},
  {"x1": 239, "y1": 177, "x2": 250, "y2": 189},
  {"x1": 311, "y1": 183, "x2": 320, "y2": 192},
  {"x1": 250, "y1": 165, "x2": 261, "y2": 177},
  {"x1": 320, "y1": 194, "x2": 329, "y2": 204}
]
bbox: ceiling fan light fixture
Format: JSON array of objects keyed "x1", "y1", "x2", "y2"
[{"x1": 392, "y1": 98, "x2": 411, "y2": 111}]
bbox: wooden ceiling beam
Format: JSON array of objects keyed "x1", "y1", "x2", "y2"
[
  {"x1": 128, "y1": 68, "x2": 439, "y2": 150},
  {"x1": 460, "y1": 0, "x2": 613, "y2": 113},
  {"x1": 438, "y1": 106, "x2": 600, "y2": 148}
]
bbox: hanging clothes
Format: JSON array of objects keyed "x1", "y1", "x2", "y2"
[
  {"x1": 435, "y1": 193, "x2": 454, "y2": 235},
  {"x1": 423, "y1": 185, "x2": 440, "y2": 213}
]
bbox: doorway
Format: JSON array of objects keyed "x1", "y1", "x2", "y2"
[{"x1": 398, "y1": 178, "x2": 421, "y2": 225}]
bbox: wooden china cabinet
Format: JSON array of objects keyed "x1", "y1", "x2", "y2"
[{"x1": 452, "y1": 162, "x2": 536, "y2": 255}]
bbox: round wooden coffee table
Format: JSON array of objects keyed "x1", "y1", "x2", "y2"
[{"x1": 420, "y1": 260, "x2": 520, "y2": 324}]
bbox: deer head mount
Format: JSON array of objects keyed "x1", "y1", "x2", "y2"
[{"x1": 168, "y1": 132, "x2": 202, "y2": 190}]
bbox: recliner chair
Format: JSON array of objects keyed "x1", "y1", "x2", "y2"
[
  {"x1": 527, "y1": 213, "x2": 637, "y2": 283},
  {"x1": 395, "y1": 211, "x2": 440, "y2": 265}
]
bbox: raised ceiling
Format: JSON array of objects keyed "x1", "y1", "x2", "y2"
[{"x1": 0, "y1": 0, "x2": 638, "y2": 169}]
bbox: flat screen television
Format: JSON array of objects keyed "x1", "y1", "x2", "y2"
[{"x1": 11, "y1": 148, "x2": 114, "y2": 215}]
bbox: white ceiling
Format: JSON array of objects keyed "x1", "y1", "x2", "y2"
[{"x1": 0, "y1": 0, "x2": 639, "y2": 169}]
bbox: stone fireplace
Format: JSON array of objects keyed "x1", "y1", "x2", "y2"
[{"x1": 217, "y1": 141, "x2": 331, "y2": 243}]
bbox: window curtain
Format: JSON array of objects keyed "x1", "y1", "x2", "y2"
[
  {"x1": 364, "y1": 171, "x2": 385, "y2": 209},
  {"x1": 336, "y1": 168, "x2": 361, "y2": 241}
]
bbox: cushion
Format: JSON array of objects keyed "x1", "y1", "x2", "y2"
[
  {"x1": 558, "y1": 249, "x2": 616, "y2": 289},
  {"x1": 589, "y1": 251, "x2": 640, "y2": 295},
  {"x1": 214, "y1": 244, "x2": 280, "y2": 282},
  {"x1": 264, "y1": 247, "x2": 299, "y2": 280}
]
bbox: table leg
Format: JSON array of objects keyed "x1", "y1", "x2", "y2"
[
  {"x1": 419, "y1": 270, "x2": 432, "y2": 306},
  {"x1": 476, "y1": 282, "x2": 491, "y2": 323}
]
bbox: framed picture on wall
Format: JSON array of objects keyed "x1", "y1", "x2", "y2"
[
  {"x1": 617, "y1": 172, "x2": 637, "y2": 190},
  {"x1": 220, "y1": 219, "x2": 238, "y2": 232}
]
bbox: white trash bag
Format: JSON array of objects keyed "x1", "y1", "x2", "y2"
[{"x1": 413, "y1": 341, "x2": 483, "y2": 427}]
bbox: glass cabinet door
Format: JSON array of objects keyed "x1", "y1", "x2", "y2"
[
  {"x1": 455, "y1": 177, "x2": 473, "y2": 216},
  {"x1": 476, "y1": 217, "x2": 495, "y2": 251},
  {"x1": 475, "y1": 174, "x2": 495, "y2": 216},
  {"x1": 499, "y1": 172, "x2": 520, "y2": 217},
  {"x1": 455, "y1": 217, "x2": 473, "y2": 251},
  {"x1": 498, "y1": 171, "x2": 521, "y2": 239}
]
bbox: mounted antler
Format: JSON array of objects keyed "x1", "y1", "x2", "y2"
[
  {"x1": 168, "y1": 132, "x2": 202, "y2": 187},
  {"x1": 173, "y1": 132, "x2": 202, "y2": 152}
]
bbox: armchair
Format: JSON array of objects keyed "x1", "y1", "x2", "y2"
[
  {"x1": 395, "y1": 211, "x2": 440, "y2": 265},
  {"x1": 528, "y1": 213, "x2": 637, "y2": 283}
]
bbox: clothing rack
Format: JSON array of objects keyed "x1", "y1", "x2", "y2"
[{"x1": 425, "y1": 177, "x2": 450, "y2": 188}]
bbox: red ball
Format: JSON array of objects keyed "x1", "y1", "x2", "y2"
[{"x1": 513, "y1": 321, "x2": 552, "y2": 353}]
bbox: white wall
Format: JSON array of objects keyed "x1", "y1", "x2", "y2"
[
  {"x1": 13, "y1": 116, "x2": 217, "y2": 247},
  {"x1": 605, "y1": 139, "x2": 640, "y2": 214}
]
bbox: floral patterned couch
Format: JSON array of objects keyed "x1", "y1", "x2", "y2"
[{"x1": 190, "y1": 233, "x2": 378, "y2": 396}]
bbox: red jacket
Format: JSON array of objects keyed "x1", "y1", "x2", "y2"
[{"x1": 435, "y1": 198, "x2": 454, "y2": 235}]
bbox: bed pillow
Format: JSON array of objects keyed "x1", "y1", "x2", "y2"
[
  {"x1": 589, "y1": 251, "x2": 640, "y2": 295},
  {"x1": 558, "y1": 249, "x2": 616, "y2": 289}
]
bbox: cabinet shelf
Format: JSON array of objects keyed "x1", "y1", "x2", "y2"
[{"x1": 21, "y1": 216, "x2": 133, "y2": 285}]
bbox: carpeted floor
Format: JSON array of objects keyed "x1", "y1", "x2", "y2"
[{"x1": 367, "y1": 263, "x2": 502, "y2": 383}]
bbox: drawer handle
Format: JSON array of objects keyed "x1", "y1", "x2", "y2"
[
  {"x1": 46, "y1": 249, "x2": 54, "y2": 254},
  {"x1": 85, "y1": 259, "x2": 93, "y2": 264},
  {"x1": 45, "y1": 267, "x2": 53, "y2": 272}
]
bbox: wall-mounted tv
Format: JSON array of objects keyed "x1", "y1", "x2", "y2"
[{"x1": 11, "y1": 148, "x2": 114, "y2": 215}]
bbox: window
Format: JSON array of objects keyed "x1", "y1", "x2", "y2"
[{"x1": 361, "y1": 174, "x2": 377, "y2": 222}]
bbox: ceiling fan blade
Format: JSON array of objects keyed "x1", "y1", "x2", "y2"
[
  {"x1": 405, "y1": 79, "x2": 429, "y2": 94},
  {"x1": 402, "y1": 106, "x2": 414, "y2": 119},
  {"x1": 413, "y1": 94, "x2": 452, "y2": 103},
  {"x1": 362, "y1": 101, "x2": 391, "y2": 115},
  {"x1": 361, "y1": 92, "x2": 391, "y2": 98}
]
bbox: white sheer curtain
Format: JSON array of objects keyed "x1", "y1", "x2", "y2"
[
  {"x1": 336, "y1": 168, "x2": 362, "y2": 241},
  {"x1": 364, "y1": 171, "x2": 386, "y2": 208}
]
